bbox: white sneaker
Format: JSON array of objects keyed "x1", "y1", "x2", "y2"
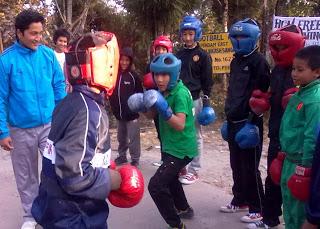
[
  {"x1": 152, "y1": 161, "x2": 163, "y2": 167},
  {"x1": 241, "y1": 213, "x2": 263, "y2": 223},
  {"x1": 21, "y1": 220, "x2": 37, "y2": 229},
  {"x1": 179, "y1": 172, "x2": 199, "y2": 185},
  {"x1": 220, "y1": 203, "x2": 249, "y2": 213}
]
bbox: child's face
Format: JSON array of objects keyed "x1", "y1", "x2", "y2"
[
  {"x1": 55, "y1": 36, "x2": 68, "y2": 53},
  {"x1": 292, "y1": 57, "x2": 320, "y2": 86},
  {"x1": 182, "y1": 29, "x2": 196, "y2": 47},
  {"x1": 155, "y1": 46, "x2": 168, "y2": 56},
  {"x1": 120, "y1": 55, "x2": 131, "y2": 71},
  {"x1": 154, "y1": 73, "x2": 170, "y2": 92}
]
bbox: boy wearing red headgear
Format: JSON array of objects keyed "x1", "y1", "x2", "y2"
[
  {"x1": 31, "y1": 32, "x2": 145, "y2": 228},
  {"x1": 247, "y1": 25, "x2": 305, "y2": 229}
]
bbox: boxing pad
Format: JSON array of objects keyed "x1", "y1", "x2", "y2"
[
  {"x1": 128, "y1": 93, "x2": 147, "y2": 113},
  {"x1": 143, "y1": 72, "x2": 156, "y2": 89},
  {"x1": 143, "y1": 89, "x2": 173, "y2": 121},
  {"x1": 249, "y1": 89, "x2": 270, "y2": 115},
  {"x1": 269, "y1": 151, "x2": 286, "y2": 185},
  {"x1": 281, "y1": 87, "x2": 299, "y2": 109},
  {"x1": 287, "y1": 165, "x2": 311, "y2": 201},
  {"x1": 220, "y1": 121, "x2": 228, "y2": 141},
  {"x1": 108, "y1": 164, "x2": 144, "y2": 208},
  {"x1": 235, "y1": 122, "x2": 260, "y2": 149},
  {"x1": 197, "y1": 106, "x2": 217, "y2": 126}
]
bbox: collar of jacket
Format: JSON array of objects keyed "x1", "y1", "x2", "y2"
[
  {"x1": 299, "y1": 79, "x2": 320, "y2": 92},
  {"x1": 73, "y1": 85, "x2": 105, "y2": 105},
  {"x1": 14, "y1": 41, "x2": 39, "y2": 54}
]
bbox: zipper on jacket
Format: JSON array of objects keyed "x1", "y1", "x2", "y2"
[{"x1": 118, "y1": 74, "x2": 123, "y2": 120}]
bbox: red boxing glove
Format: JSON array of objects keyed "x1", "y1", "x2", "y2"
[
  {"x1": 108, "y1": 164, "x2": 144, "y2": 208},
  {"x1": 287, "y1": 165, "x2": 311, "y2": 201},
  {"x1": 269, "y1": 151, "x2": 286, "y2": 185},
  {"x1": 143, "y1": 72, "x2": 156, "y2": 89},
  {"x1": 249, "y1": 89, "x2": 270, "y2": 115},
  {"x1": 281, "y1": 87, "x2": 299, "y2": 109}
]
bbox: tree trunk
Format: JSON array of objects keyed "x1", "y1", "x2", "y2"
[
  {"x1": 0, "y1": 31, "x2": 3, "y2": 53},
  {"x1": 66, "y1": 0, "x2": 72, "y2": 26},
  {"x1": 260, "y1": 0, "x2": 268, "y2": 54}
]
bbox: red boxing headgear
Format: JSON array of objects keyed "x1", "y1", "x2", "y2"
[
  {"x1": 269, "y1": 25, "x2": 305, "y2": 67},
  {"x1": 65, "y1": 31, "x2": 119, "y2": 96},
  {"x1": 152, "y1": 35, "x2": 173, "y2": 56}
]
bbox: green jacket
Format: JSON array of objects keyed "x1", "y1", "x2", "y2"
[{"x1": 280, "y1": 79, "x2": 320, "y2": 167}]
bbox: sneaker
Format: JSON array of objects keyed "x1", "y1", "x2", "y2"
[
  {"x1": 168, "y1": 222, "x2": 187, "y2": 229},
  {"x1": 114, "y1": 156, "x2": 128, "y2": 165},
  {"x1": 177, "y1": 207, "x2": 194, "y2": 219},
  {"x1": 21, "y1": 220, "x2": 37, "y2": 229},
  {"x1": 247, "y1": 220, "x2": 277, "y2": 229},
  {"x1": 152, "y1": 161, "x2": 163, "y2": 167},
  {"x1": 241, "y1": 213, "x2": 263, "y2": 223},
  {"x1": 179, "y1": 167, "x2": 187, "y2": 178},
  {"x1": 130, "y1": 160, "x2": 139, "y2": 167},
  {"x1": 179, "y1": 172, "x2": 199, "y2": 185},
  {"x1": 220, "y1": 204, "x2": 249, "y2": 213}
]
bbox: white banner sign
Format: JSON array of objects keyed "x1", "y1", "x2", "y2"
[{"x1": 272, "y1": 16, "x2": 320, "y2": 46}]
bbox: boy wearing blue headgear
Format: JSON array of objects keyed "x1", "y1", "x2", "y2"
[
  {"x1": 127, "y1": 53, "x2": 197, "y2": 229},
  {"x1": 176, "y1": 15, "x2": 215, "y2": 185},
  {"x1": 220, "y1": 18, "x2": 270, "y2": 224}
]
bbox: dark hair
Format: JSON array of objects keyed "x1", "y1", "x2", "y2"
[
  {"x1": 53, "y1": 28, "x2": 71, "y2": 44},
  {"x1": 15, "y1": 9, "x2": 45, "y2": 35},
  {"x1": 295, "y1": 45, "x2": 320, "y2": 70}
]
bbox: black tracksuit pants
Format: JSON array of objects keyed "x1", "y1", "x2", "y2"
[
  {"x1": 262, "y1": 138, "x2": 282, "y2": 226},
  {"x1": 148, "y1": 153, "x2": 192, "y2": 227},
  {"x1": 227, "y1": 118, "x2": 265, "y2": 213}
]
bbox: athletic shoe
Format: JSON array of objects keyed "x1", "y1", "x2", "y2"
[
  {"x1": 220, "y1": 204, "x2": 249, "y2": 213},
  {"x1": 168, "y1": 222, "x2": 187, "y2": 229},
  {"x1": 177, "y1": 207, "x2": 194, "y2": 219},
  {"x1": 241, "y1": 213, "x2": 263, "y2": 223},
  {"x1": 179, "y1": 172, "x2": 199, "y2": 185},
  {"x1": 152, "y1": 161, "x2": 163, "y2": 167},
  {"x1": 247, "y1": 220, "x2": 279, "y2": 228},
  {"x1": 114, "y1": 156, "x2": 128, "y2": 165},
  {"x1": 21, "y1": 220, "x2": 37, "y2": 229}
]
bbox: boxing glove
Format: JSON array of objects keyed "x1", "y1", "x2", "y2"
[
  {"x1": 109, "y1": 160, "x2": 116, "y2": 170},
  {"x1": 197, "y1": 106, "x2": 216, "y2": 126},
  {"x1": 269, "y1": 151, "x2": 286, "y2": 185},
  {"x1": 249, "y1": 89, "x2": 270, "y2": 115},
  {"x1": 287, "y1": 165, "x2": 311, "y2": 201},
  {"x1": 235, "y1": 122, "x2": 260, "y2": 149},
  {"x1": 143, "y1": 72, "x2": 156, "y2": 89},
  {"x1": 108, "y1": 164, "x2": 144, "y2": 208},
  {"x1": 143, "y1": 89, "x2": 173, "y2": 121},
  {"x1": 128, "y1": 93, "x2": 147, "y2": 113},
  {"x1": 281, "y1": 87, "x2": 299, "y2": 109},
  {"x1": 220, "y1": 121, "x2": 228, "y2": 141}
]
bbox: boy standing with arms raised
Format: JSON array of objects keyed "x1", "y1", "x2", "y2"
[{"x1": 128, "y1": 53, "x2": 197, "y2": 229}]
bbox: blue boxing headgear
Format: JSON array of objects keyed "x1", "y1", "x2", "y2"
[
  {"x1": 150, "y1": 53, "x2": 181, "y2": 90},
  {"x1": 179, "y1": 16, "x2": 203, "y2": 42},
  {"x1": 229, "y1": 18, "x2": 261, "y2": 55}
]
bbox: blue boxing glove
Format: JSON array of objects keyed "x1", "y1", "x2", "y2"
[
  {"x1": 235, "y1": 122, "x2": 260, "y2": 149},
  {"x1": 197, "y1": 107, "x2": 216, "y2": 126},
  {"x1": 143, "y1": 89, "x2": 173, "y2": 121},
  {"x1": 220, "y1": 121, "x2": 228, "y2": 141},
  {"x1": 128, "y1": 93, "x2": 147, "y2": 113}
]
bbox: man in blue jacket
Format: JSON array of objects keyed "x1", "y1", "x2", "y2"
[{"x1": 0, "y1": 9, "x2": 66, "y2": 229}]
